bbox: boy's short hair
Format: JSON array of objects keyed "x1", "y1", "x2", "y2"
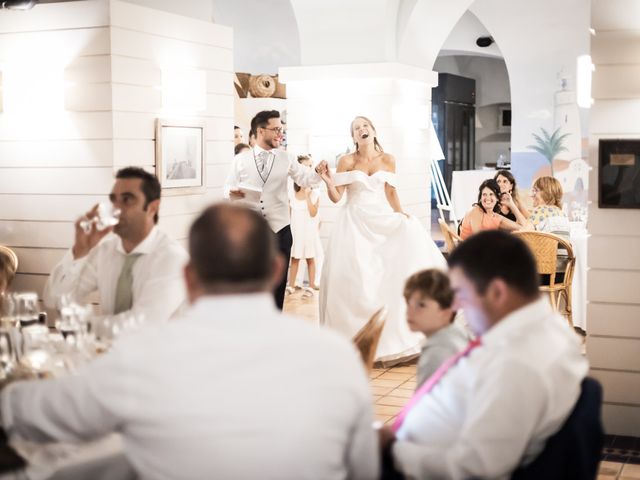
[{"x1": 404, "y1": 269, "x2": 455, "y2": 322}]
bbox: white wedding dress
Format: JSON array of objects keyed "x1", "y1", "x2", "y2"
[{"x1": 319, "y1": 170, "x2": 447, "y2": 364}]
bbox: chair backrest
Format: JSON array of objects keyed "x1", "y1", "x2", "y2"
[
  {"x1": 352, "y1": 307, "x2": 387, "y2": 372},
  {"x1": 511, "y1": 377, "x2": 604, "y2": 480},
  {"x1": 513, "y1": 231, "x2": 575, "y2": 287},
  {"x1": 438, "y1": 218, "x2": 462, "y2": 253},
  {"x1": 0, "y1": 245, "x2": 18, "y2": 273}
]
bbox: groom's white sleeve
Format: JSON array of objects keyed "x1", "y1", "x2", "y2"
[{"x1": 288, "y1": 154, "x2": 321, "y2": 187}]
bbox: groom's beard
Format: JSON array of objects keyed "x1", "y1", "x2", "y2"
[{"x1": 265, "y1": 137, "x2": 281, "y2": 150}]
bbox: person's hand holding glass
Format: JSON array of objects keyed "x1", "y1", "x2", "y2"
[{"x1": 74, "y1": 202, "x2": 120, "y2": 260}]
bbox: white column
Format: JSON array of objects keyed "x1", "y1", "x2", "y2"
[{"x1": 280, "y1": 63, "x2": 438, "y2": 246}]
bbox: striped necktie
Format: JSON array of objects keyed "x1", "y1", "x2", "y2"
[
  {"x1": 256, "y1": 150, "x2": 270, "y2": 173},
  {"x1": 392, "y1": 338, "x2": 482, "y2": 433},
  {"x1": 114, "y1": 253, "x2": 142, "y2": 314}
]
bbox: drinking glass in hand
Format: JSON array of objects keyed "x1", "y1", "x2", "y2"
[{"x1": 79, "y1": 202, "x2": 121, "y2": 234}]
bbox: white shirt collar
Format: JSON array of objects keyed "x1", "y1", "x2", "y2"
[
  {"x1": 481, "y1": 296, "x2": 552, "y2": 347},
  {"x1": 115, "y1": 226, "x2": 160, "y2": 256},
  {"x1": 253, "y1": 145, "x2": 273, "y2": 156},
  {"x1": 189, "y1": 292, "x2": 276, "y2": 319}
]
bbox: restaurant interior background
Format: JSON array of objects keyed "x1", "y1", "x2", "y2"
[{"x1": 0, "y1": 0, "x2": 638, "y2": 436}]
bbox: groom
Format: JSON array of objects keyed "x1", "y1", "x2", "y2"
[{"x1": 224, "y1": 110, "x2": 327, "y2": 309}]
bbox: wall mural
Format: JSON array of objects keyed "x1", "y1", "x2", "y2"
[{"x1": 512, "y1": 85, "x2": 589, "y2": 223}]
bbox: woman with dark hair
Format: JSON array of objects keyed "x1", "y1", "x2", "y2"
[
  {"x1": 494, "y1": 169, "x2": 530, "y2": 222},
  {"x1": 318, "y1": 116, "x2": 447, "y2": 366},
  {"x1": 459, "y1": 179, "x2": 520, "y2": 240}
]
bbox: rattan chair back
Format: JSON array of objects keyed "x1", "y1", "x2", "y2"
[{"x1": 353, "y1": 307, "x2": 387, "y2": 373}]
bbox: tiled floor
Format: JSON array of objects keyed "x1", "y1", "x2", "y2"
[{"x1": 284, "y1": 287, "x2": 639, "y2": 479}]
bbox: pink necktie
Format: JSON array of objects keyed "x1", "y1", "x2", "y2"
[{"x1": 392, "y1": 338, "x2": 482, "y2": 433}]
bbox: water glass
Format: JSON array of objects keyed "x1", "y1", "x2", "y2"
[
  {"x1": 79, "y1": 202, "x2": 121, "y2": 234},
  {"x1": 0, "y1": 329, "x2": 15, "y2": 377},
  {"x1": 15, "y1": 292, "x2": 39, "y2": 328}
]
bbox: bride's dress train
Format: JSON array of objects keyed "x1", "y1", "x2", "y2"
[{"x1": 319, "y1": 170, "x2": 447, "y2": 364}]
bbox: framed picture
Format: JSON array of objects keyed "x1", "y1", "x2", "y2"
[
  {"x1": 598, "y1": 139, "x2": 640, "y2": 209},
  {"x1": 155, "y1": 118, "x2": 206, "y2": 195}
]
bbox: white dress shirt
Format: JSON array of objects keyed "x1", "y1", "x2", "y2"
[
  {"x1": 393, "y1": 297, "x2": 588, "y2": 479},
  {"x1": 43, "y1": 227, "x2": 188, "y2": 324},
  {"x1": 1, "y1": 294, "x2": 378, "y2": 480},
  {"x1": 224, "y1": 146, "x2": 321, "y2": 232}
]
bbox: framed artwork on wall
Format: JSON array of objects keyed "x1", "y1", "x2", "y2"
[
  {"x1": 155, "y1": 118, "x2": 206, "y2": 195},
  {"x1": 598, "y1": 139, "x2": 640, "y2": 209}
]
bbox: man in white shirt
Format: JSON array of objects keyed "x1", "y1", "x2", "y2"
[
  {"x1": 43, "y1": 167, "x2": 187, "y2": 324},
  {"x1": 2, "y1": 203, "x2": 379, "y2": 480},
  {"x1": 224, "y1": 110, "x2": 327, "y2": 309},
  {"x1": 380, "y1": 230, "x2": 588, "y2": 479}
]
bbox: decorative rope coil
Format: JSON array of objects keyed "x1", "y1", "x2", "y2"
[{"x1": 249, "y1": 74, "x2": 277, "y2": 98}]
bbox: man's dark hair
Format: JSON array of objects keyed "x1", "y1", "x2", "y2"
[
  {"x1": 448, "y1": 230, "x2": 539, "y2": 297},
  {"x1": 116, "y1": 167, "x2": 161, "y2": 224},
  {"x1": 189, "y1": 203, "x2": 278, "y2": 292},
  {"x1": 250, "y1": 110, "x2": 280, "y2": 135}
]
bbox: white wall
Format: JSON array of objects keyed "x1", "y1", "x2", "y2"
[
  {"x1": 586, "y1": 0, "x2": 640, "y2": 436},
  {"x1": 212, "y1": 0, "x2": 301, "y2": 74},
  {"x1": 0, "y1": 0, "x2": 234, "y2": 296}
]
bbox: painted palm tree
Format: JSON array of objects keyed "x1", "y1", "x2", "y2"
[{"x1": 527, "y1": 127, "x2": 570, "y2": 176}]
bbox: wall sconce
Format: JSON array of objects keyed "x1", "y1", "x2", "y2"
[
  {"x1": 162, "y1": 68, "x2": 206, "y2": 113},
  {"x1": 1, "y1": 64, "x2": 64, "y2": 115},
  {"x1": 577, "y1": 55, "x2": 594, "y2": 109}
]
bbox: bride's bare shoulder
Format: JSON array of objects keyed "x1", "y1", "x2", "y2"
[
  {"x1": 381, "y1": 153, "x2": 396, "y2": 171},
  {"x1": 337, "y1": 154, "x2": 356, "y2": 173}
]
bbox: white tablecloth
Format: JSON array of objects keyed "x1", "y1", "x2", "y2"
[
  {"x1": 450, "y1": 170, "x2": 496, "y2": 221},
  {"x1": 569, "y1": 224, "x2": 588, "y2": 332}
]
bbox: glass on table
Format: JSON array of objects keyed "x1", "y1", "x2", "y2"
[
  {"x1": 79, "y1": 202, "x2": 121, "y2": 234},
  {"x1": 0, "y1": 329, "x2": 16, "y2": 378},
  {"x1": 15, "y1": 292, "x2": 39, "y2": 328}
]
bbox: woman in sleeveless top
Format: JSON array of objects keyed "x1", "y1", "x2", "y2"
[
  {"x1": 494, "y1": 170, "x2": 530, "y2": 222},
  {"x1": 317, "y1": 116, "x2": 447, "y2": 366},
  {"x1": 460, "y1": 179, "x2": 521, "y2": 240}
]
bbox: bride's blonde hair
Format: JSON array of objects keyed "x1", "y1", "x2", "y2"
[{"x1": 350, "y1": 116, "x2": 384, "y2": 153}]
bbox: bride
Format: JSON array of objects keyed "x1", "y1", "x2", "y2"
[{"x1": 318, "y1": 116, "x2": 447, "y2": 365}]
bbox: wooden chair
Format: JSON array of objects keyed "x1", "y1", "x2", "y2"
[
  {"x1": 438, "y1": 218, "x2": 462, "y2": 253},
  {"x1": 0, "y1": 245, "x2": 18, "y2": 273},
  {"x1": 352, "y1": 307, "x2": 387, "y2": 373},
  {"x1": 513, "y1": 231, "x2": 575, "y2": 326}
]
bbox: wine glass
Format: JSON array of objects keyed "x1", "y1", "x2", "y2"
[
  {"x1": 79, "y1": 202, "x2": 121, "y2": 234},
  {"x1": 15, "y1": 292, "x2": 39, "y2": 328},
  {"x1": 0, "y1": 329, "x2": 15, "y2": 378}
]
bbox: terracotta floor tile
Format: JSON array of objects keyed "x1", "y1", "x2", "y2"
[
  {"x1": 374, "y1": 404, "x2": 403, "y2": 416},
  {"x1": 387, "y1": 388, "x2": 414, "y2": 399},
  {"x1": 389, "y1": 365, "x2": 418, "y2": 374},
  {"x1": 378, "y1": 372, "x2": 412, "y2": 381},
  {"x1": 599, "y1": 461, "x2": 624, "y2": 476},
  {"x1": 385, "y1": 415, "x2": 398, "y2": 425},
  {"x1": 371, "y1": 385, "x2": 394, "y2": 396},
  {"x1": 375, "y1": 414, "x2": 393, "y2": 423},
  {"x1": 376, "y1": 396, "x2": 408, "y2": 407},
  {"x1": 371, "y1": 378, "x2": 405, "y2": 388},
  {"x1": 621, "y1": 463, "x2": 640, "y2": 478}
]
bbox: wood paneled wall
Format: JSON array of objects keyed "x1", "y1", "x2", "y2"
[
  {"x1": 0, "y1": 0, "x2": 234, "y2": 296},
  {"x1": 587, "y1": 0, "x2": 640, "y2": 436}
]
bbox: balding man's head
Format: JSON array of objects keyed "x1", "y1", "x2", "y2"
[{"x1": 185, "y1": 203, "x2": 282, "y2": 298}]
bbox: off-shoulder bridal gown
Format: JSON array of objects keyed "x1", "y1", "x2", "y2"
[{"x1": 319, "y1": 170, "x2": 447, "y2": 365}]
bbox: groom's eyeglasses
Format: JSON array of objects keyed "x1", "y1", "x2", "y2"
[{"x1": 261, "y1": 127, "x2": 284, "y2": 134}]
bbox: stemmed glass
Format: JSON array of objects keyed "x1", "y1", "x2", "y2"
[
  {"x1": 79, "y1": 202, "x2": 121, "y2": 234},
  {"x1": 0, "y1": 330, "x2": 15, "y2": 378},
  {"x1": 15, "y1": 292, "x2": 39, "y2": 328}
]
